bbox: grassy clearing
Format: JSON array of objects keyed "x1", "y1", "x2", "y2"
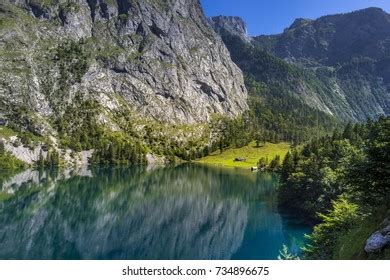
[{"x1": 197, "y1": 141, "x2": 291, "y2": 169}]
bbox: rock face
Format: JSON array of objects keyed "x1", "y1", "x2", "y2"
[
  {"x1": 210, "y1": 16, "x2": 252, "y2": 43},
  {"x1": 256, "y1": 8, "x2": 390, "y2": 65},
  {"x1": 0, "y1": 0, "x2": 248, "y2": 135},
  {"x1": 253, "y1": 8, "x2": 390, "y2": 121},
  {"x1": 211, "y1": 16, "x2": 340, "y2": 119},
  {"x1": 1, "y1": 136, "x2": 93, "y2": 166},
  {"x1": 211, "y1": 9, "x2": 390, "y2": 122}
]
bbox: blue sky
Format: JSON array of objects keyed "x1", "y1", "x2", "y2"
[{"x1": 201, "y1": 0, "x2": 390, "y2": 35}]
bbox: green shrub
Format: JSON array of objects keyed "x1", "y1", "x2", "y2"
[
  {"x1": 303, "y1": 198, "x2": 362, "y2": 259},
  {"x1": 0, "y1": 142, "x2": 26, "y2": 170}
]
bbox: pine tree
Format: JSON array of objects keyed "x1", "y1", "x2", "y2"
[
  {"x1": 0, "y1": 141, "x2": 5, "y2": 155},
  {"x1": 278, "y1": 245, "x2": 300, "y2": 260},
  {"x1": 281, "y1": 151, "x2": 294, "y2": 181}
]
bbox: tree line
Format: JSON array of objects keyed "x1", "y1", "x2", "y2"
[{"x1": 278, "y1": 116, "x2": 389, "y2": 259}]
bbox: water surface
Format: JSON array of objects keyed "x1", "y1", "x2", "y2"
[{"x1": 0, "y1": 164, "x2": 310, "y2": 259}]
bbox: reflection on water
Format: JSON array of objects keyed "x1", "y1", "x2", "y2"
[{"x1": 0, "y1": 164, "x2": 310, "y2": 260}]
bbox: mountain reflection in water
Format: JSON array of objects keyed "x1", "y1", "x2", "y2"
[{"x1": 0, "y1": 164, "x2": 310, "y2": 260}]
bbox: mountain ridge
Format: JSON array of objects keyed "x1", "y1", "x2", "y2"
[{"x1": 211, "y1": 8, "x2": 390, "y2": 121}]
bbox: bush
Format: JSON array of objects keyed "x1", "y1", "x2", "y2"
[
  {"x1": 303, "y1": 198, "x2": 362, "y2": 259},
  {"x1": 0, "y1": 142, "x2": 26, "y2": 170}
]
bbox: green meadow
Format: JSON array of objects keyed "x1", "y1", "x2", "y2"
[{"x1": 197, "y1": 141, "x2": 291, "y2": 169}]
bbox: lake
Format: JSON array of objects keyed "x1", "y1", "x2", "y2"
[{"x1": 0, "y1": 164, "x2": 310, "y2": 260}]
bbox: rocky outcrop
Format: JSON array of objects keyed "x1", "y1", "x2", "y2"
[
  {"x1": 365, "y1": 218, "x2": 390, "y2": 253},
  {"x1": 1, "y1": 136, "x2": 93, "y2": 166},
  {"x1": 145, "y1": 153, "x2": 167, "y2": 166},
  {"x1": 210, "y1": 16, "x2": 252, "y2": 43},
  {"x1": 365, "y1": 232, "x2": 390, "y2": 253},
  {"x1": 0, "y1": 0, "x2": 248, "y2": 136}
]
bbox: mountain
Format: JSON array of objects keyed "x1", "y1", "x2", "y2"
[
  {"x1": 254, "y1": 7, "x2": 390, "y2": 121},
  {"x1": 255, "y1": 8, "x2": 390, "y2": 66},
  {"x1": 0, "y1": 0, "x2": 252, "y2": 165},
  {"x1": 0, "y1": 0, "x2": 247, "y2": 134},
  {"x1": 211, "y1": 8, "x2": 390, "y2": 122},
  {"x1": 1, "y1": 2, "x2": 389, "y2": 167},
  {"x1": 210, "y1": 15, "x2": 339, "y2": 143},
  {"x1": 209, "y1": 15, "x2": 252, "y2": 43}
]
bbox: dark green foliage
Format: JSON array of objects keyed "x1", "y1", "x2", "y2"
[
  {"x1": 268, "y1": 155, "x2": 281, "y2": 171},
  {"x1": 55, "y1": 40, "x2": 89, "y2": 87},
  {"x1": 91, "y1": 134, "x2": 147, "y2": 166},
  {"x1": 212, "y1": 116, "x2": 252, "y2": 151},
  {"x1": 55, "y1": 98, "x2": 104, "y2": 151},
  {"x1": 33, "y1": 39, "x2": 92, "y2": 114},
  {"x1": 139, "y1": 124, "x2": 211, "y2": 162},
  {"x1": 3, "y1": 106, "x2": 37, "y2": 135},
  {"x1": 278, "y1": 123, "x2": 368, "y2": 219},
  {"x1": 246, "y1": 76, "x2": 338, "y2": 144},
  {"x1": 256, "y1": 154, "x2": 282, "y2": 172},
  {"x1": 20, "y1": 132, "x2": 32, "y2": 146},
  {"x1": 348, "y1": 117, "x2": 390, "y2": 206},
  {"x1": 278, "y1": 117, "x2": 390, "y2": 259},
  {"x1": 257, "y1": 157, "x2": 268, "y2": 170},
  {"x1": 40, "y1": 40, "x2": 91, "y2": 111},
  {"x1": 36, "y1": 148, "x2": 60, "y2": 168},
  {"x1": 0, "y1": 141, "x2": 4, "y2": 154},
  {"x1": 280, "y1": 151, "x2": 298, "y2": 181},
  {"x1": 257, "y1": 154, "x2": 283, "y2": 172}
]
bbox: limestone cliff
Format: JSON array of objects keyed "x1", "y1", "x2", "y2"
[{"x1": 0, "y1": 0, "x2": 248, "y2": 137}]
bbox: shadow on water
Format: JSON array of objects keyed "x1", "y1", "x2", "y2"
[{"x1": 0, "y1": 164, "x2": 311, "y2": 260}]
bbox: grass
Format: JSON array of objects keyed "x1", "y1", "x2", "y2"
[
  {"x1": 197, "y1": 141, "x2": 291, "y2": 169},
  {"x1": 0, "y1": 126, "x2": 17, "y2": 139},
  {"x1": 335, "y1": 208, "x2": 390, "y2": 260}
]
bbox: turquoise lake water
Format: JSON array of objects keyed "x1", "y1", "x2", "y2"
[{"x1": 0, "y1": 164, "x2": 310, "y2": 259}]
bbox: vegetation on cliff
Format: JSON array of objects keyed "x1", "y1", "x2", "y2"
[{"x1": 0, "y1": 142, "x2": 26, "y2": 170}]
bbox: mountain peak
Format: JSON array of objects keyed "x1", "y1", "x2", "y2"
[
  {"x1": 355, "y1": 7, "x2": 386, "y2": 14},
  {"x1": 289, "y1": 18, "x2": 313, "y2": 29},
  {"x1": 210, "y1": 16, "x2": 252, "y2": 43}
]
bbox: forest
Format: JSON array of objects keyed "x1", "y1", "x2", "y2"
[{"x1": 278, "y1": 116, "x2": 390, "y2": 259}]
